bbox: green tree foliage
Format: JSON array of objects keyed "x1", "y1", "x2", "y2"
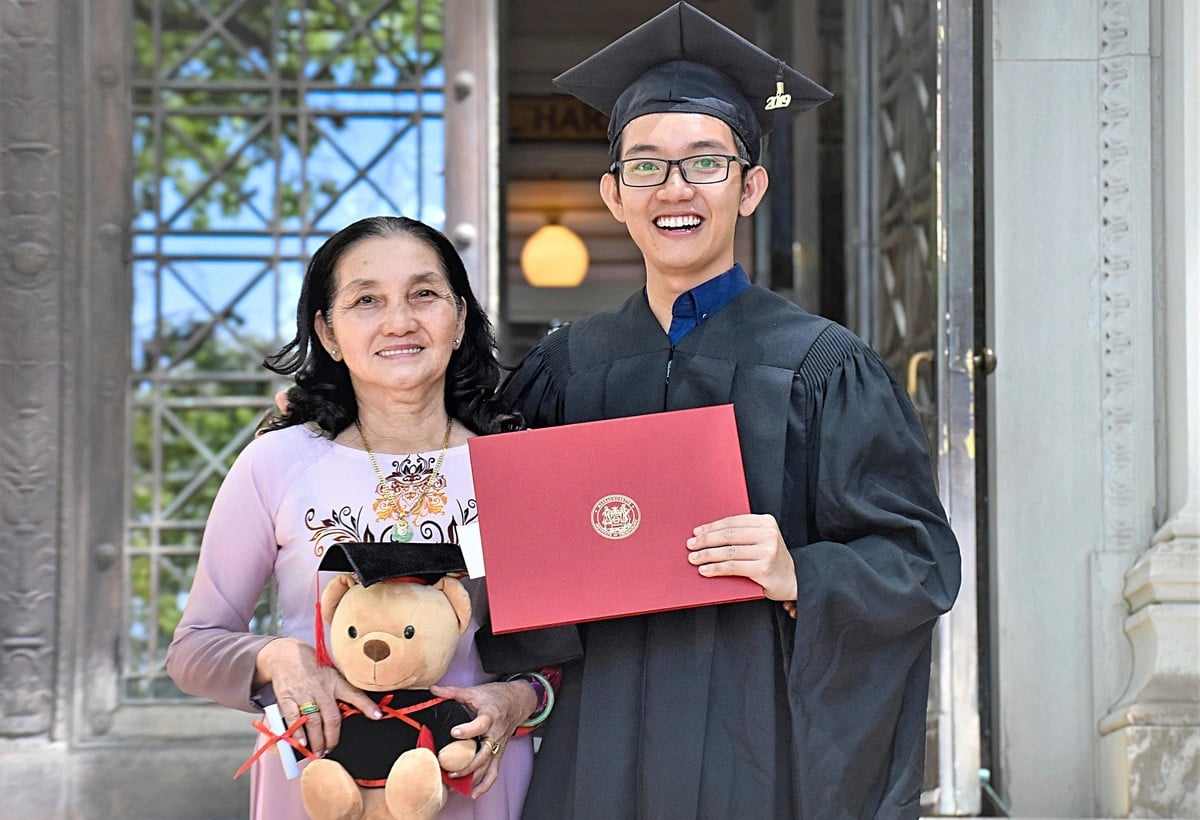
[
  {"x1": 127, "y1": 319, "x2": 280, "y2": 698},
  {"x1": 130, "y1": 318, "x2": 274, "y2": 522},
  {"x1": 132, "y1": 0, "x2": 444, "y2": 228}
]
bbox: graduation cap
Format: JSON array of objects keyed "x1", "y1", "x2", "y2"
[
  {"x1": 317, "y1": 541, "x2": 467, "y2": 586},
  {"x1": 553, "y1": 2, "x2": 832, "y2": 165}
]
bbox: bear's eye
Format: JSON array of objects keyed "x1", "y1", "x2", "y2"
[
  {"x1": 348, "y1": 626, "x2": 358, "y2": 639},
  {"x1": 404, "y1": 625, "x2": 415, "y2": 639}
]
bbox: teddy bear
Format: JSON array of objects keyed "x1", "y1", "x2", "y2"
[{"x1": 300, "y1": 570, "x2": 478, "y2": 820}]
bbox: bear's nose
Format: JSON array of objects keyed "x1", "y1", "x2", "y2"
[{"x1": 363, "y1": 639, "x2": 391, "y2": 662}]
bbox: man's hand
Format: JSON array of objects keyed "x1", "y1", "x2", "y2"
[
  {"x1": 687, "y1": 513, "x2": 798, "y2": 605},
  {"x1": 431, "y1": 680, "x2": 538, "y2": 798}
]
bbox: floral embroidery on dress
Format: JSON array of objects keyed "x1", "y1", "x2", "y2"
[
  {"x1": 370, "y1": 453, "x2": 449, "y2": 527},
  {"x1": 306, "y1": 506, "x2": 378, "y2": 556},
  {"x1": 305, "y1": 457, "x2": 476, "y2": 556}
]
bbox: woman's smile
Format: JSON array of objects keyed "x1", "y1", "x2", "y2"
[{"x1": 376, "y1": 345, "x2": 424, "y2": 358}]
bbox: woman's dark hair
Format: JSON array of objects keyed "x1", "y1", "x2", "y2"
[{"x1": 263, "y1": 215, "x2": 520, "y2": 436}]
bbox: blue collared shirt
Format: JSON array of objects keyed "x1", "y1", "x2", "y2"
[{"x1": 667, "y1": 264, "x2": 751, "y2": 344}]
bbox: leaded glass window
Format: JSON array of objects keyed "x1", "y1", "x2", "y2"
[{"x1": 126, "y1": 0, "x2": 446, "y2": 701}]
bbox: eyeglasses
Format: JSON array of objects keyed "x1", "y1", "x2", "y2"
[{"x1": 610, "y1": 154, "x2": 748, "y2": 187}]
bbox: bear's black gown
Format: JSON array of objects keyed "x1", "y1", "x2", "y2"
[{"x1": 329, "y1": 689, "x2": 473, "y2": 789}]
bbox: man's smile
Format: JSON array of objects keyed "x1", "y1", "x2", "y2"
[{"x1": 654, "y1": 214, "x2": 704, "y2": 231}]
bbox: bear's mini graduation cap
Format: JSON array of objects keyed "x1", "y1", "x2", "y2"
[
  {"x1": 553, "y1": 2, "x2": 832, "y2": 165},
  {"x1": 313, "y1": 542, "x2": 468, "y2": 668},
  {"x1": 317, "y1": 541, "x2": 467, "y2": 586}
]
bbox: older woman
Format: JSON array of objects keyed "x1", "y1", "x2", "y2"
[{"x1": 167, "y1": 216, "x2": 571, "y2": 819}]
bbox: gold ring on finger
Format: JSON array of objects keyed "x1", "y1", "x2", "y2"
[
  {"x1": 482, "y1": 737, "x2": 501, "y2": 756},
  {"x1": 298, "y1": 701, "x2": 321, "y2": 715}
]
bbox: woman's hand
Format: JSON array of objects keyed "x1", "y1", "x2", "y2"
[
  {"x1": 687, "y1": 513, "x2": 798, "y2": 604},
  {"x1": 429, "y1": 679, "x2": 538, "y2": 798},
  {"x1": 253, "y1": 637, "x2": 382, "y2": 757}
]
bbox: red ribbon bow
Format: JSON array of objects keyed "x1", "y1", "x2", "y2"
[{"x1": 233, "y1": 714, "x2": 320, "y2": 780}]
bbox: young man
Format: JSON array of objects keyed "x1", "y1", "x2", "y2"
[{"x1": 503, "y1": 4, "x2": 961, "y2": 819}]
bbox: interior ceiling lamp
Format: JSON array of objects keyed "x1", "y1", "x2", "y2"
[{"x1": 520, "y1": 222, "x2": 589, "y2": 287}]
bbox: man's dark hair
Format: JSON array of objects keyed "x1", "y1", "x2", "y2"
[{"x1": 262, "y1": 215, "x2": 519, "y2": 436}]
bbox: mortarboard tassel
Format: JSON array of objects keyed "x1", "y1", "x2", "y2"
[
  {"x1": 314, "y1": 574, "x2": 334, "y2": 667},
  {"x1": 765, "y1": 60, "x2": 792, "y2": 111}
]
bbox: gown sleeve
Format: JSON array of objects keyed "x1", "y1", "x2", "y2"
[
  {"x1": 165, "y1": 438, "x2": 281, "y2": 712},
  {"x1": 474, "y1": 620, "x2": 583, "y2": 677},
  {"x1": 500, "y1": 326, "x2": 572, "y2": 427},
  {"x1": 787, "y1": 329, "x2": 962, "y2": 813}
]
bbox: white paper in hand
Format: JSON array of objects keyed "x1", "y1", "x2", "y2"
[
  {"x1": 458, "y1": 519, "x2": 486, "y2": 579},
  {"x1": 263, "y1": 704, "x2": 301, "y2": 780}
]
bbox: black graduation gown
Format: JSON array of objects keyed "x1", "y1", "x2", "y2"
[{"x1": 502, "y1": 286, "x2": 961, "y2": 820}]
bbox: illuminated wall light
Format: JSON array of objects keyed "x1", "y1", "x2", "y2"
[{"x1": 520, "y1": 223, "x2": 589, "y2": 287}]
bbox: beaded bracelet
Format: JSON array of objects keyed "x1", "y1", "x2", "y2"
[{"x1": 507, "y1": 671, "x2": 555, "y2": 729}]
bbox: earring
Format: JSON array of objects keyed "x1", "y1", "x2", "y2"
[
  {"x1": 453, "y1": 338, "x2": 460, "y2": 348},
  {"x1": 330, "y1": 348, "x2": 339, "y2": 360}
]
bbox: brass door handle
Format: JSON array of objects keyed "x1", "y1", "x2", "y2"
[
  {"x1": 907, "y1": 350, "x2": 934, "y2": 400},
  {"x1": 974, "y1": 347, "x2": 997, "y2": 375}
]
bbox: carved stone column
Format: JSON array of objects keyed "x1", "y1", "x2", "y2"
[
  {"x1": 1098, "y1": 1, "x2": 1200, "y2": 816},
  {"x1": 1099, "y1": 527, "x2": 1200, "y2": 816},
  {"x1": 0, "y1": 0, "x2": 63, "y2": 738}
]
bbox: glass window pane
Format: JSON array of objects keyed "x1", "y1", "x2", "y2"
[{"x1": 126, "y1": 0, "x2": 446, "y2": 702}]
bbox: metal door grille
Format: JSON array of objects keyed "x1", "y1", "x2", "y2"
[
  {"x1": 125, "y1": 0, "x2": 446, "y2": 701},
  {"x1": 873, "y1": 0, "x2": 937, "y2": 438}
]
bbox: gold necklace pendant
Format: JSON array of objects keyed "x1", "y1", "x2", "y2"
[
  {"x1": 356, "y1": 417, "x2": 453, "y2": 543},
  {"x1": 391, "y1": 517, "x2": 413, "y2": 543}
]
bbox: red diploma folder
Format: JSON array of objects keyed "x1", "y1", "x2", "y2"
[{"x1": 467, "y1": 404, "x2": 762, "y2": 634}]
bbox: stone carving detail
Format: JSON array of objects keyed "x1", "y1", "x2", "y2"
[
  {"x1": 1097, "y1": 2, "x2": 1200, "y2": 815},
  {"x1": 0, "y1": 0, "x2": 61, "y2": 736},
  {"x1": 1097, "y1": 0, "x2": 1140, "y2": 553}
]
